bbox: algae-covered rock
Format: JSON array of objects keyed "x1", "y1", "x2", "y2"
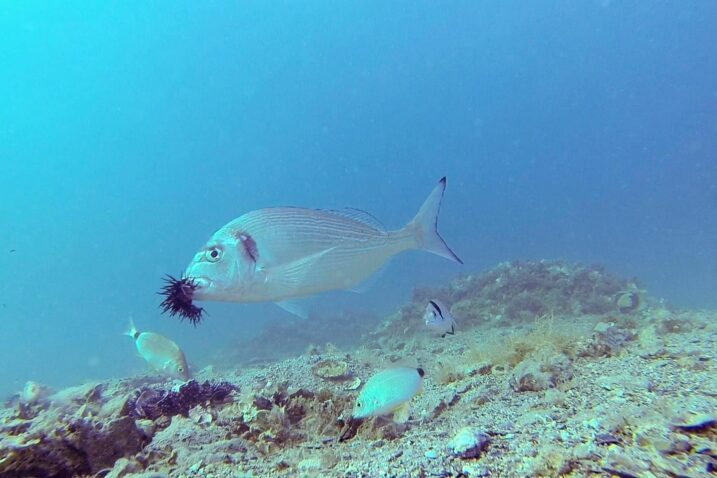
[
  {"x1": 510, "y1": 353, "x2": 573, "y2": 392},
  {"x1": 448, "y1": 427, "x2": 491, "y2": 459},
  {"x1": 311, "y1": 359, "x2": 350, "y2": 380},
  {"x1": 0, "y1": 415, "x2": 145, "y2": 477},
  {"x1": 450, "y1": 298, "x2": 489, "y2": 323},
  {"x1": 616, "y1": 290, "x2": 641, "y2": 313},
  {"x1": 78, "y1": 416, "x2": 146, "y2": 472}
]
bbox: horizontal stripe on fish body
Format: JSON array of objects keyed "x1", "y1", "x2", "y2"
[{"x1": 201, "y1": 208, "x2": 417, "y2": 302}]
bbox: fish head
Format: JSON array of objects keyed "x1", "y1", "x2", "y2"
[
  {"x1": 184, "y1": 228, "x2": 257, "y2": 301},
  {"x1": 352, "y1": 388, "x2": 393, "y2": 419},
  {"x1": 173, "y1": 356, "x2": 191, "y2": 380},
  {"x1": 352, "y1": 393, "x2": 380, "y2": 419},
  {"x1": 161, "y1": 227, "x2": 261, "y2": 323},
  {"x1": 353, "y1": 395, "x2": 403, "y2": 419}
]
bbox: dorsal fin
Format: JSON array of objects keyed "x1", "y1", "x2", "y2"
[{"x1": 327, "y1": 207, "x2": 386, "y2": 231}]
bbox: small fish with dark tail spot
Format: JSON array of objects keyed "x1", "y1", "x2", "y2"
[
  {"x1": 424, "y1": 299, "x2": 457, "y2": 338},
  {"x1": 353, "y1": 367, "x2": 425, "y2": 423}
]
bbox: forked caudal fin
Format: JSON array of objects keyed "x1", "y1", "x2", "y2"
[
  {"x1": 407, "y1": 177, "x2": 463, "y2": 264},
  {"x1": 124, "y1": 317, "x2": 140, "y2": 340}
]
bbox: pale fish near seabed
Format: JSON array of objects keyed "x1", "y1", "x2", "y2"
[
  {"x1": 124, "y1": 319, "x2": 190, "y2": 380},
  {"x1": 424, "y1": 299, "x2": 457, "y2": 338},
  {"x1": 21, "y1": 380, "x2": 51, "y2": 404},
  {"x1": 352, "y1": 367, "x2": 425, "y2": 423},
  {"x1": 160, "y1": 177, "x2": 462, "y2": 323}
]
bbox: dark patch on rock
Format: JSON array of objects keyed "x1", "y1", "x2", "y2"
[
  {"x1": 128, "y1": 380, "x2": 237, "y2": 420},
  {"x1": 595, "y1": 433, "x2": 622, "y2": 446},
  {"x1": 254, "y1": 396, "x2": 273, "y2": 410}
]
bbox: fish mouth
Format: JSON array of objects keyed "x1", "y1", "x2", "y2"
[{"x1": 158, "y1": 274, "x2": 206, "y2": 325}]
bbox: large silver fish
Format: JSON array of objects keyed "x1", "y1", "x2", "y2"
[{"x1": 160, "y1": 177, "x2": 461, "y2": 323}]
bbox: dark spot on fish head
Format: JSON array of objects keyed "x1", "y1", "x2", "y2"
[{"x1": 235, "y1": 231, "x2": 259, "y2": 263}]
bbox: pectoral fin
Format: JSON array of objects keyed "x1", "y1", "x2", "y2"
[
  {"x1": 393, "y1": 403, "x2": 411, "y2": 424},
  {"x1": 145, "y1": 363, "x2": 160, "y2": 373},
  {"x1": 266, "y1": 247, "x2": 335, "y2": 295}
]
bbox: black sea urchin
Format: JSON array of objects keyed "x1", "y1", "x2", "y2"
[{"x1": 158, "y1": 274, "x2": 205, "y2": 325}]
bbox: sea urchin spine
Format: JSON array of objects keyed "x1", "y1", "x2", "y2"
[{"x1": 158, "y1": 274, "x2": 205, "y2": 325}]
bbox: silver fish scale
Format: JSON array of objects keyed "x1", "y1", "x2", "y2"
[{"x1": 226, "y1": 207, "x2": 415, "y2": 295}]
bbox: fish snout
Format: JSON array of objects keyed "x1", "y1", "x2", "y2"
[
  {"x1": 186, "y1": 276, "x2": 211, "y2": 299},
  {"x1": 188, "y1": 276, "x2": 210, "y2": 291}
]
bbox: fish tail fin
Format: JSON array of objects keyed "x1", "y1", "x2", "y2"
[
  {"x1": 406, "y1": 177, "x2": 463, "y2": 264},
  {"x1": 124, "y1": 317, "x2": 139, "y2": 340}
]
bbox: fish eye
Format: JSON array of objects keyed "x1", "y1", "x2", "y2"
[
  {"x1": 178, "y1": 366, "x2": 184, "y2": 372},
  {"x1": 205, "y1": 247, "x2": 222, "y2": 263}
]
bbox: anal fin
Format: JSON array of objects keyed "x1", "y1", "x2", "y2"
[
  {"x1": 349, "y1": 261, "x2": 390, "y2": 293},
  {"x1": 275, "y1": 299, "x2": 310, "y2": 319}
]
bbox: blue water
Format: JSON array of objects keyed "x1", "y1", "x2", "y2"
[{"x1": 1, "y1": 1, "x2": 715, "y2": 397}]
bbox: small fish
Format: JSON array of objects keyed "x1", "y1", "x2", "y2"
[
  {"x1": 9, "y1": 249, "x2": 16, "y2": 253},
  {"x1": 353, "y1": 367, "x2": 425, "y2": 423},
  {"x1": 124, "y1": 319, "x2": 190, "y2": 380},
  {"x1": 160, "y1": 177, "x2": 462, "y2": 324},
  {"x1": 424, "y1": 299, "x2": 457, "y2": 337}
]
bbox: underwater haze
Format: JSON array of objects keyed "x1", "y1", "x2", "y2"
[{"x1": 1, "y1": 1, "x2": 716, "y2": 397}]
